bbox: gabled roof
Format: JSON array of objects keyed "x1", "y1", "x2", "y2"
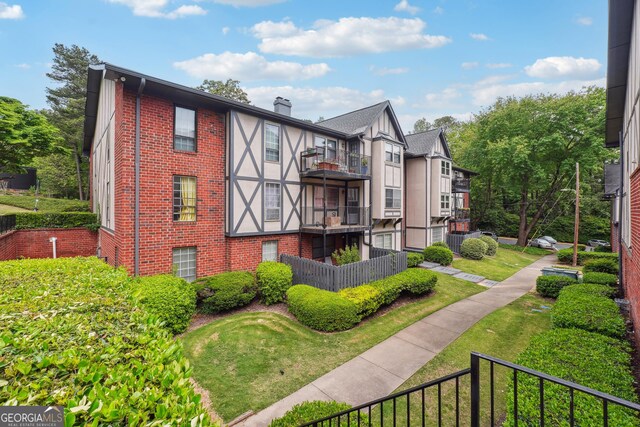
[
  {"x1": 404, "y1": 128, "x2": 452, "y2": 159},
  {"x1": 317, "y1": 101, "x2": 407, "y2": 146},
  {"x1": 453, "y1": 165, "x2": 479, "y2": 176}
]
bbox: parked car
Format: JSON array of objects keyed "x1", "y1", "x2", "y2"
[
  {"x1": 530, "y1": 238, "x2": 554, "y2": 249},
  {"x1": 480, "y1": 230, "x2": 498, "y2": 241},
  {"x1": 540, "y1": 236, "x2": 557, "y2": 245},
  {"x1": 587, "y1": 239, "x2": 611, "y2": 247}
]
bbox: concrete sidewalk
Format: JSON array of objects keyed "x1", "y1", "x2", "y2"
[{"x1": 241, "y1": 255, "x2": 555, "y2": 426}]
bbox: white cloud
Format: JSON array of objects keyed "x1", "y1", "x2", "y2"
[
  {"x1": 222, "y1": 26, "x2": 230, "y2": 35},
  {"x1": 394, "y1": 0, "x2": 419, "y2": 15},
  {"x1": 576, "y1": 16, "x2": 593, "y2": 26},
  {"x1": 461, "y1": 62, "x2": 479, "y2": 70},
  {"x1": 425, "y1": 87, "x2": 462, "y2": 104},
  {"x1": 486, "y1": 62, "x2": 512, "y2": 69},
  {"x1": 470, "y1": 33, "x2": 490, "y2": 41},
  {"x1": 210, "y1": 0, "x2": 286, "y2": 6},
  {"x1": 174, "y1": 51, "x2": 330, "y2": 81},
  {"x1": 524, "y1": 56, "x2": 602, "y2": 80},
  {"x1": 0, "y1": 2, "x2": 24, "y2": 19},
  {"x1": 433, "y1": 6, "x2": 444, "y2": 14},
  {"x1": 107, "y1": 0, "x2": 206, "y2": 18},
  {"x1": 15, "y1": 63, "x2": 30, "y2": 69},
  {"x1": 252, "y1": 17, "x2": 451, "y2": 57},
  {"x1": 370, "y1": 66, "x2": 409, "y2": 76}
]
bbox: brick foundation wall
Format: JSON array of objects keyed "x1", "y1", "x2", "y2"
[
  {"x1": 227, "y1": 233, "x2": 303, "y2": 271},
  {"x1": 0, "y1": 228, "x2": 98, "y2": 261},
  {"x1": 98, "y1": 228, "x2": 118, "y2": 267},
  {"x1": 622, "y1": 169, "x2": 640, "y2": 344}
]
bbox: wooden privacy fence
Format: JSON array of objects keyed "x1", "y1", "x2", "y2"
[
  {"x1": 446, "y1": 231, "x2": 482, "y2": 254},
  {"x1": 280, "y1": 251, "x2": 408, "y2": 292}
]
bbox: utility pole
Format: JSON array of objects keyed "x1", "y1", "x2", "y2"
[{"x1": 572, "y1": 163, "x2": 580, "y2": 267}]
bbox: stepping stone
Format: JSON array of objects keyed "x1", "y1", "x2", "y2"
[
  {"x1": 431, "y1": 266, "x2": 462, "y2": 275},
  {"x1": 479, "y1": 279, "x2": 500, "y2": 287},
  {"x1": 419, "y1": 261, "x2": 440, "y2": 269},
  {"x1": 452, "y1": 272, "x2": 486, "y2": 283}
]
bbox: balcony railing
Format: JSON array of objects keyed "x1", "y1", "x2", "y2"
[
  {"x1": 300, "y1": 148, "x2": 371, "y2": 177},
  {"x1": 300, "y1": 206, "x2": 370, "y2": 230},
  {"x1": 452, "y1": 208, "x2": 470, "y2": 221},
  {"x1": 453, "y1": 177, "x2": 470, "y2": 192}
]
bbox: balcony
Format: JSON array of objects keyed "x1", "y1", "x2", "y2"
[
  {"x1": 451, "y1": 208, "x2": 470, "y2": 221},
  {"x1": 452, "y1": 177, "x2": 470, "y2": 193},
  {"x1": 300, "y1": 206, "x2": 371, "y2": 234},
  {"x1": 300, "y1": 148, "x2": 371, "y2": 180}
]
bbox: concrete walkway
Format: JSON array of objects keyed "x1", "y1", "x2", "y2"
[{"x1": 240, "y1": 255, "x2": 555, "y2": 426}]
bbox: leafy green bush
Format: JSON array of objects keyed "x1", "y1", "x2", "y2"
[
  {"x1": 552, "y1": 293, "x2": 626, "y2": 339},
  {"x1": 338, "y1": 285, "x2": 383, "y2": 318},
  {"x1": 559, "y1": 283, "x2": 616, "y2": 299},
  {"x1": 14, "y1": 211, "x2": 99, "y2": 230},
  {"x1": 583, "y1": 258, "x2": 619, "y2": 275},
  {"x1": 269, "y1": 401, "x2": 368, "y2": 427},
  {"x1": 193, "y1": 271, "x2": 256, "y2": 313},
  {"x1": 256, "y1": 261, "x2": 293, "y2": 305},
  {"x1": 0, "y1": 194, "x2": 90, "y2": 212},
  {"x1": 504, "y1": 329, "x2": 637, "y2": 427},
  {"x1": 134, "y1": 274, "x2": 197, "y2": 334},
  {"x1": 556, "y1": 248, "x2": 617, "y2": 265},
  {"x1": 431, "y1": 241, "x2": 449, "y2": 249},
  {"x1": 460, "y1": 238, "x2": 487, "y2": 260},
  {"x1": 583, "y1": 272, "x2": 618, "y2": 287},
  {"x1": 422, "y1": 245, "x2": 453, "y2": 266},
  {"x1": 370, "y1": 269, "x2": 438, "y2": 304},
  {"x1": 593, "y1": 245, "x2": 613, "y2": 252},
  {"x1": 407, "y1": 252, "x2": 425, "y2": 267},
  {"x1": 479, "y1": 235, "x2": 498, "y2": 256},
  {"x1": 286, "y1": 285, "x2": 360, "y2": 332},
  {"x1": 535, "y1": 275, "x2": 578, "y2": 298},
  {"x1": 332, "y1": 244, "x2": 361, "y2": 266},
  {"x1": 0, "y1": 257, "x2": 211, "y2": 426}
]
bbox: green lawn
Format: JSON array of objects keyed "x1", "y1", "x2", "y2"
[
  {"x1": 0, "y1": 195, "x2": 89, "y2": 212},
  {"x1": 0, "y1": 203, "x2": 29, "y2": 214},
  {"x1": 452, "y1": 247, "x2": 544, "y2": 281},
  {"x1": 375, "y1": 294, "x2": 553, "y2": 426},
  {"x1": 182, "y1": 274, "x2": 485, "y2": 422},
  {"x1": 498, "y1": 242, "x2": 552, "y2": 256}
]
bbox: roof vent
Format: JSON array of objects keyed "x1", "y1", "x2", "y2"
[{"x1": 274, "y1": 96, "x2": 292, "y2": 116}]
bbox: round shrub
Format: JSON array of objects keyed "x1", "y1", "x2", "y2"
[
  {"x1": 256, "y1": 261, "x2": 293, "y2": 305},
  {"x1": 269, "y1": 401, "x2": 368, "y2": 427},
  {"x1": 407, "y1": 252, "x2": 425, "y2": 268},
  {"x1": 559, "y1": 283, "x2": 616, "y2": 299},
  {"x1": 422, "y1": 246, "x2": 454, "y2": 266},
  {"x1": 338, "y1": 285, "x2": 383, "y2": 318},
  {"x1": 399, "y1": 268, "x2": 438, "y2": 295},
  {"x1": 479, "y1": 235, "x2": 498, "y2": 256},
  {"x1": 535, "y1": 275, "x2": 578, "y2": 299},
  {"x1": 193, "y1": 271, "x2": 256, "y2": 313},
  {"x1": 286, "y1": 285, "x2": 360, "y2": 331},
  {"x1": 583, "y1": 272, "x2": 618, "y2": 287},
  {"x1": 552, "y1": 293, "x2": 626, "y2": 339},
  {"x1": 583, "y1": 258, "x2": 619, "y2": 275},
  {"x1": 431, "y1": 241, "x2": 449, "y2": 249},
  {"x1": 134, "y1": 274, "x2": 196, "y2": 334},
  {"x1": 593, "y1": 245, "x2": 613, "y2": 253},
  {"x1": 460, "y1": 238, "x2": 487, "y2": 260}
]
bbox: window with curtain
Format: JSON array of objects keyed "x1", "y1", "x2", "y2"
[
  {"x1": 265, "y1": 123, "x2": 280, "y2": 162},
  {"x1": 265, "y1": 183, "x2": 280, "y2": 221},
  {"x1": 262, "y1": 241, "x2": 278, "y2": 262},
  {"x1": 385, "y1": 188, "x2": 401, "y2": 209},
  {"x1": 375, "y1": 233, "x2": 393, "y2": 249},
  {"x1": 173, "y1": 176, "x2": 197, "y2": 221},
  {"x1": 174, "y1": 106, "x2": 196, "y2": 151},
  {"x1": 173, "y1": 247, "x2": 196, "y2": 281}
]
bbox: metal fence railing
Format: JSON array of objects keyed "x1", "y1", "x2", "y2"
[
  {"x1": 300, "y1": 206, "x2": 370, "y2": 228},
  {"x1": 301, "y1": 147, "x2": 372, "y2": 176},
  {"x1": 0, "y1": 214, "x2": 16, "y2": 235},
  {"x1": 446, "y1": 230, "x2": 482, "y2": 254}
]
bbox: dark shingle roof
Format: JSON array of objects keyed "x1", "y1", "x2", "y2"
[
  {"x1": 317, "y1": 101, "x2": 389, "y2": 136},
  {"x1": 405, "y1": 129, "x2": 442, "y2": 156}
]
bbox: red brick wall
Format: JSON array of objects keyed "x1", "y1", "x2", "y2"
[
  {"x1": 227, "y1": 233, "x2": 303, "y2": 271},
  {"x1": 0, "y1": 228, "x2": 97, "y2": 261},
  {"x1": 622, "y1": 169, "x2": 640, "y2": 344},
  {"x1": 99, "y1": 228, "x2": 118, "y2": 266}
]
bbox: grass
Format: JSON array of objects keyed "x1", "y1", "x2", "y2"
[
  {"x1": 183, "y1": 274, "x2": 485, "y2": 422},
  {"x1": 452, "y1": 247, "x2": 545, "y2": 281},
  {"x1": 374, "y1": 294, "x2": 554, "y2": 426},
  {"x1": 0, "y1": 203, "x2": 29, "y2": 214},
  {"x1": 498, "y1": 242, "x2": 552, "y2": 256},
  {"x1": 0, "y1": 194, "x2": 89, "y2": 212}
]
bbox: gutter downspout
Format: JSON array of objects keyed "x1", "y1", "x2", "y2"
[
  {"x1": 356, "y1": 135, "x2": 374, "y2": 250},
  {"x1": 134, "y1": 77, "x2": 146, "y2": 276},
  {"x1": 618, "y1": 130, "x2": 624, "y2": 295}
]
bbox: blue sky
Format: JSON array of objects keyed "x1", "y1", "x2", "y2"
[{"x1": 0, "y1": 0, "x2": 606, "y2": 131}]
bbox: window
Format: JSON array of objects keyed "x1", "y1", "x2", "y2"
[
  {"x1": 315, "y1": 136, "x2": 337, "y2": 159},
  {"x1": 432, "y1": 227, "x2": 444, "y2": 243},
  {"x1": 441, "y1": 160, "x2": 450, "y2": 176},
  {"x1": 313, "y1": 186, "x2": 339, "y2": 209},
  {"x1": 265, "y1": 123, "x2": 280, "y2": 162},
  {"x1": 375, "y1": 233, "x2": 393, "y2": 249},
  {"x1": 173, "y1": 176, "x2": 196, "y2": 221},
  {"x1": 440, "y1": 194, "x2": 450, "y2": 210},
  {"x1": 393, "y1": 145, "x2": 401, "y2": 164},
  {"x1": 173, "y1": 247, "x2": 196, "y2": 281},
  {"x1": 385, "y1": 188, "x2": 401, "y2": 209},
  {"x1": 262, "y1": 241, "x2": 278, "y2": 262},
  {"x1": 174, "y1": 106, "x2": 196, "y2": 151},
  {"x1": 265, "y1": 183, "x2": 281, "y2": 221},
  {"x1": 385, "y1": 143, "x2": 393, "y2": 162}
]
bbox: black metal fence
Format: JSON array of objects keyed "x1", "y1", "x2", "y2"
[
  {"x1": 452, "y1": 177, "x2": 470, "y2": 192},
  {"x1": 280, "y1": 251, "x2": 408, "y2": 292},
  {"x1": 0, "y1": 214, "x2": 16, "y2": 235},
  {"x1": 301, "y1": 147, "x2": 372, "y2": 176},
  {"x1": 300, "y1": 206, "x2": 370, "y2": 228},
  {"x1": 447, "y1": 231, "x2": 482, "y2": 254},
  {"x1": 300, "y1": 352, "x2": 640, "y2": 426}
]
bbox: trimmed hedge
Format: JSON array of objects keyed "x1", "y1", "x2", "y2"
[
  {"x1": 422, "y1": 246, "x2": 453, "y2": 266},
  {"x1": 134, "y1": 274, "x2": 197, "y2": 334},
  {"x1": 286, "y1": 285, "x2": 360, "y2": 332},
  {"x1": 583, "y1": 258, "x2": 619, "y2": 275},
  {"x1": 407, "y1": 252, "x2": 425, "y2": 268},
  {"x1": 460, "y1": 238, "x2": 487, "y2": 260},
  {"x1": 536, "y1": 275, "x2": 578, "y2": 298},
  {"x1": 338, "y1": 285, "x2": 383, "y2": 318},
  {"x1": 370, "y1": 269, "x2": 438, "y2": 305},
  {"x1": 479, "y1": 235, "x2": 498, "y2": 256},
  {"x1": 193, "y1": 271, "x2": 256, "y2": 313},
  {"x1": 431, "y1": 241, "x2": 449, "y2": 249},
  {"x1": 594, "y1": 245, "x2": 613, "y2": 252},
  {"x1": 504, "y1": 329, "x2": 637, "y2": 427},
  {"x1": 256, "y1": 261, "x2": 293, "y2": 305},
  {"x1": 556, "y1": 248, "x2": 618, "y2": 265},
  {"x1": 269, "y1": 401, "x2": 368, "y2": 427},
  {"x1": 0, "y1": 257, "x2": 211, "y2": 426},
  {"x1": 0, "y1": 195, "x2": 90, "y2": 212},
  {"x1": 14, "y1": 212, "x2": 99, "y2": 231},
  {"x1": 559, "y1": 283, "x2": 616, "y2": 299},
  {"x1": 583, "y1": 272, "x2": 618, "y2": 287},
  {"x1": 552, "y1": 292, "x2": 626, "y2": 339}
]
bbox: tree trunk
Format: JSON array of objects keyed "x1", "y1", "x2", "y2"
[
  {"x1": 74, "y1": 149, "x2": 85, "y2": 201},
  {"x1": 517, "y1": 186, "x2": 529, "y2": 246}
]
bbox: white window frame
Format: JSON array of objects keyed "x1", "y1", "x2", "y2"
[
  {"x1": 174, "y1": 106, "x2": 196, "y2": 152},
  {"x1": 393, "y1": 145, "x2": 401, "y2": 164},
  {"x1": 432, "y1": 227, "x2": 444, "y2": 243},
  {"x1": 385, "y1": 143, "x2": 393, "y2": 162},
  {"x1": 265, "y1": 182, "x2": 281, "y2": 221},
  {"x1": 441, "y1": 160, "x2": 450, "y2": 176},
  {"x1": 173, "y1": 246, "x2": 196, "y2": 282},
  {"x1": 375, "y1": 233, "x2": 393, "y2": 249},
  {"x1": 262, "y1": 240, "x2": 278, "y2": 262},
  {"x1": 385, "y1": 188, "x2": 401, "y2": 209},
  {"x1": 265, "y1": 122, "x2": 280, "y2": 162},
  {"x1": 440, "y1": 194, "x2": 450, "y2": 210}
]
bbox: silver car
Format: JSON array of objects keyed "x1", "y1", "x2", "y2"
[
  {"x1": 541, "y1": 236, "x2": 557, "y2": 245},
  {"x1": 530, "y1": 238, "x2": 553, "y2": 249}
]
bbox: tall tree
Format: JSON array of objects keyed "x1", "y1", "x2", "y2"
[
  {"x1": 46, "y1": 43, "x2": 100, "y2": 200},
  {"x1": 196, "y1": 79, "x2": 250, "y2": 104},
  {"x1": 412, "y1": 117, "x2": 432, "y2": 133},
  {"x1": 432, "y1": 115, "x2": 460, "y2": 132},
  {"x1": 0, "y1": 97, "x2": 62, "y2": 173}
]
